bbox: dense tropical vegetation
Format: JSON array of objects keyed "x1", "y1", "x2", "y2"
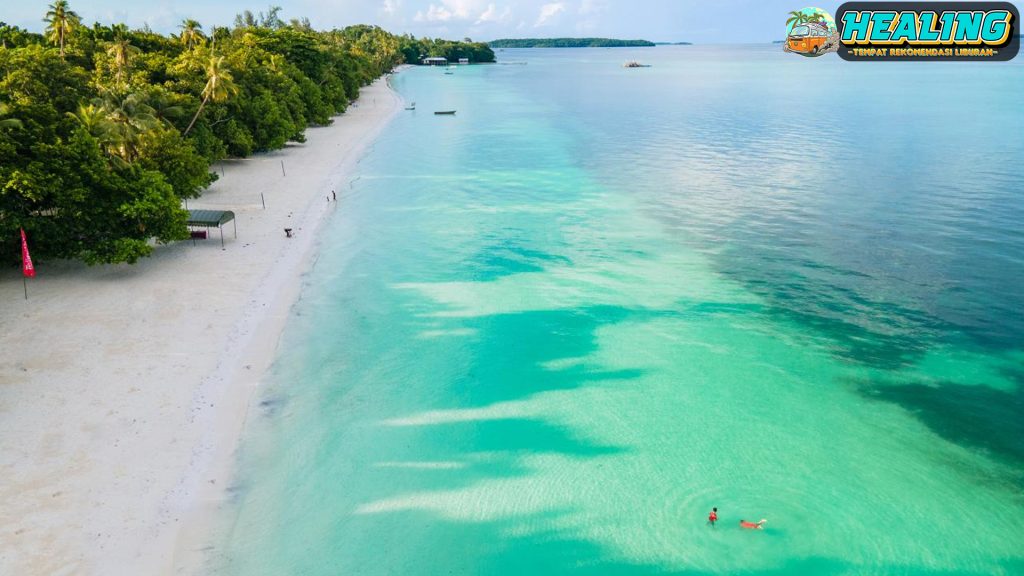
[
  {"x1": 1, "y1": 4, "x2": 494, "y2": 264},
  {"x1": 489, "y1": 38, "x2": 655, "y2": 48},
  {"x1": 399, "y1": 36, "x2": 495, "y2": 64}
]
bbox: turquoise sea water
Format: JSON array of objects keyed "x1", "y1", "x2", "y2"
[{"x1": 213, "y1": 46, "x2": 1024, "y2": 575}]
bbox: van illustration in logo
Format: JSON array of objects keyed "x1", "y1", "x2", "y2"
[{"x1": 785, "y1": 8, "x2": 839, "y2": 56}]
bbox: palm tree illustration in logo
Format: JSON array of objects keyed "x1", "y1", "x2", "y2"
[
  {"x1": 784, "y1": 7, "x2": 839, "y2": 57},
  {"x1": 787, "y1": 10, "x2": 810, "y2": 30}
]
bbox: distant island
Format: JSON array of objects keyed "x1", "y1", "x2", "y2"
[{"x1": 489, "y1": 38, "x2": 655, "y2": 48}]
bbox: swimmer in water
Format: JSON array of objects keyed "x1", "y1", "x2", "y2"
[
  {"x1": 708, "y1": 507, "x2": 718, "y2": 527},
  {"x1": 740, "y1": 519, "x2": 766, "y2": 530}
]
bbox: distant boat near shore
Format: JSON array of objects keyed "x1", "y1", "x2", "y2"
[
  {"x1": 405, "y1": 102, "x2": 416, "y2": 110},
  {"x1": 434, "y1": 110, "x2": 456, "y2": 115},
  {"x1": 623, "y1": 61, "x2": 652, "y2": 68}
]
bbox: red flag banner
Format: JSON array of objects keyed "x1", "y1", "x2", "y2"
[{"x1": 20, "y1": 228, "x2": 35, "y2": 278}]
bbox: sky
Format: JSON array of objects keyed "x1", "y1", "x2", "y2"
[{"x1": 8, "y1": 0, "x2": 846, "y2": 43}]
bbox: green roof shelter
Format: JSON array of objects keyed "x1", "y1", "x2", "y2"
[{"x1": 186, "y1": 209, "x2": 236, "y2": 249}]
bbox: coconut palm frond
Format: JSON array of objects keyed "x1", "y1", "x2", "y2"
[{"x1": 44, "y1": 0, "x2": 81, "y2": 57}]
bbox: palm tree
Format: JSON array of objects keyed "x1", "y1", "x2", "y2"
[
  {"x1": 44, "y1": 0, "x2": 81, "y2": 58},
  {"x1": 179, "y1": 19, "x2": 205, "y2": 49},
  {"x1": 66, "y1": 102, "x2": 115, "y2": 143},
  {"x1": 147, "y1": 91, "x2": 185, "y2": 127},
  {"x1": 208, "y1": 26, "x2": 227, "y2": 50},
  {"x1": 96, "y1": 92, "x2": 157, "y2": 162},
  {"x1": 266, "y1": 54, "x2": 282, "y2": 72},
  {"x1": 183, "y1": 55, "x2": 238, "y2": 136},
  {"x1": 0, "y1": 103, "x2": 22, "y2": 130},
  {"x1": 106, "y1": 34, "x2": 140, "y2": 86},
  {"x1": 786, "y1": 10, "x2": 810, "y2": 30}
]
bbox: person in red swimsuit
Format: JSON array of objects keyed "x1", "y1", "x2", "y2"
[
  {"x1": 740, "y1": 519, "x2": 766, "y2": 530},
  {"x1": 708, "y1": 507, "x2": 718, "y2": 527}
]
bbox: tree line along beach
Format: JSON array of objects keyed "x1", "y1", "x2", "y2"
[{"x1": 0, "y1": 3, "x2": 489, "y2": 573}]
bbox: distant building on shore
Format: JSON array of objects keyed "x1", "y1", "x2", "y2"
[
  {"x1": 458, "y1": 57, "x2": 470, "y2": 65},
  {"x1": 423, "y1": 57, "x2": 448, "y2": 66}
]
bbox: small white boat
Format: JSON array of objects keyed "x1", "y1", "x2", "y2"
[{"x1": 405, "y1": 102, "x2": 416, "y2": 110}]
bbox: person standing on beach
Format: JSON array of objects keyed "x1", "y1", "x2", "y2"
[
  {"x1": 708, "y1": 507, "x2": 718, "y2": 528},
  {"x1": 332, "y1": 190, "x2": 336, "y2": 201}
]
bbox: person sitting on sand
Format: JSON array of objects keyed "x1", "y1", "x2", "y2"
[{"x1": 740, "y1": 519, "x2": 766, "y2": 530}]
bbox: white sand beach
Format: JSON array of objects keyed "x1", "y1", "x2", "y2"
[{"x1": 0, "y1": 75, "x2": 402, "y2": 575}]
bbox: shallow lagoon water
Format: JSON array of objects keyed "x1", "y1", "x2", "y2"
[{"x1": 214, "y1": 46, "x2": 1024, "y2": 575}]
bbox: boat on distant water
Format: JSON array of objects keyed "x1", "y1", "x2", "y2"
[
  {"x1": 623, "y1": 61, "x2": 652, "y2": 68},
  {"x1": 434, "y1": 110, "x2": 456, "y2": 115},
  {"x1": 405, "y1": 102, "x2": 416, "y2": 110}
]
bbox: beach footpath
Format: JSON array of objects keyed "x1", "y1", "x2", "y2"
[{"x1": 0, "y1": 75, "x2": 402, "y2": 575}]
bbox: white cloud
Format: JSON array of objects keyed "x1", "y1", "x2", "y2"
[
  {"x1": 447, "y1": 0, "x2": 478, "y2": 19},
  {"x1": 534, "y1": 2, "x2": 566, "y2": 27},
  {"x1": 578, "y1": 0, "x2": 608, "y2": 16},
  {"x1": 382, "y1": 0, "x2": 401, "y2": 16},
  {"x1": 415, "y1": 4, "x2": 454, "y2": 21},
  {"x1": 575, "y1": 0, "x2": 607, "y2": 32},
  {"x1": 475, "y1": 3, "x2": 511, "y2": 24},
  {"x1": 415, "y1": 0, "x2": 494, "y2": 23}
]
